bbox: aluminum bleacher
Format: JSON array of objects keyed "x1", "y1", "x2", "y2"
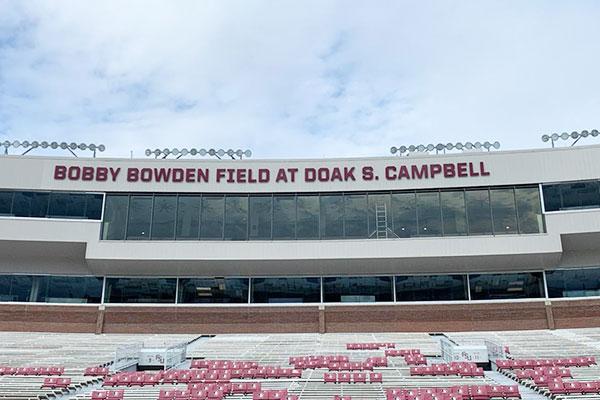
[{"x1": 0, "y1": 329, "x2": 599, "y2": 399}]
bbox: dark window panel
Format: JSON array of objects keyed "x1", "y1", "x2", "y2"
[
  {"x1": 395, "y1": 275, "x2": 468, "y2": 301},
  {"x1": 441, "y1": 191, "x2": 467, "y2": 236},
  {"x1": 12, "y1": 191, "x2": 49, "y2": 217},
  {"x1": 490, "y1": 188, "x2": 518, "y2": 235},
  {"x1": 85, "y1": 194, "x2": 104, "y2": 219},
  {"x1": 392, "y1": 192, "x2": 416, "y2": 238},
  {"x1": 272, "y1": 196, "x2": 296, "y2": 239},
  {"x1": 178, "y1": 278, "x2": 248, "y2": 303},
  {"x1": 151, "y1": 195, "x2": 177, "y2": 240},
  {"x1": 0, "y1": 192, "x2": 13, "y2": 215},
  {"x1": 320, "y1": 195, "x2": 344, "y2": 239},
  {"x1": 515, "y1": 187, "x2": 544, "y2": 233},
  {"x1": 469, "y1": 272, "x2": 544, "y2": 300},
  {"x1": 48, "y1": 193, "x2": 86, "y2": 218},
  {"x1": 0, "y1": 275, "x2": 33, "y2": 302},
  {"x1": 344, "y1": 193, "x2": 368, "y2": 238},
  {"x1": 249, "y1": 196, "x2": 272, "y2": 240},
  {"x1": 200, "y1": 196, "x2": 224, "y2": 239},
  {"x1": 296, "y1": 195, "x2": 319, "y2": 239},
  {"x1": 104, "y1": 277, "x2": 176, "y2": 303},
  {"x1": 466, "y1": 189, "x2": 492, "y2": 235},
  {"x1": 251, "y1": 277, "x2": 320, "y2": 303},
  {"x1": 417, "y1": 192, "x2": 442, "y2": 236},
  {"x1": 126, "y1": 196, "x2": 153, "y2": 239},
  {"x1": 102, "y1": 195, "x2": 129, "y2": 240},
  {"x1": 561, "y1": 181, "x2": 600, "y2": 209},
  {"x1": 542, "y1": 184, "x2": 561, "y2": 212},
  {"x1": 224, "y1": 196, "x2": 248, "y2": 240},
  {"x1": 176, "y1": 196, "x2": 201, "y2": 239},
  {"x1": 35, "y1": 276, "x2": 103, "y2": 303},
  {"x1": 546, "y1": 268, "x2": 600, "y2": 298},
  {"x1": 367, "y1": 193, "x2": 391, "y2": 238},
  {"x1": 323, "y1": 276, "x2": 393, "y2": 302}
]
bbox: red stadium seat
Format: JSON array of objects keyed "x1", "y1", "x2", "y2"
[{"x1": 369, "y1": 372, "x2": 382, "y2": 383}]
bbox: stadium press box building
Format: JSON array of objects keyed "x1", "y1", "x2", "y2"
[{"x1": 0, "y1": 145, "x2": 600, "y2": 334}]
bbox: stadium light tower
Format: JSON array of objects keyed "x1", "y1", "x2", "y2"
[
  {"x1": 144, "y1": 148, "x2": 253, "y2": 160},
  {"x1": 1, "y1": 140, "x2": 105, "y2": 158},
  {"x1": 541, "y1": 130, "x2": 599, "y2": 148},
  {"x1": 390, "y1": 141, "x2": 500, "y2": 156}
]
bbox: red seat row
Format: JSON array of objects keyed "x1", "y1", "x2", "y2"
[
  {"x1": 323, "y1": 372, "x2": 383, "y2": 383},
  {"x1": 346, "y1": 342, "x2": 395, "y2": 350},
  {"x1": 91, "y1": 390, "x2": 124, "y2": 400},
  {"x1": 386, "y1": 385, "x2": 520, "y2": 400},
  {"x1": 365, "y1": 357, "x2": 388, "y2": 367},
  {"x1": 191, "y1": 360, "x2": 260, "y2": 369},
  {"x1": 496, "y1": 356, "x2": 596, "y2": 370},
  {"x1": 548, "y1": 380, "x2": 600, "y2": 395},
  {"x1": 188, "y1": 382, "x2": 262, "y2": 394},
  {"x1": 403, "y1": 355, "x2": 428, "y2": 365},
  {"x1": 252, "y1": 390, "x2": 297, "y2": 400},
  {"x1": 0, "y1": 366, "x2": 64, "y2": 376},
  {"x1": 327, "y1": 361, "x2": 374, "y2": 371},
  {"x1": 103, "y1": 371, "x2": 162, "y2": 387},
  {"x1": 410, "y1": 363, "x2": 484, "y2": 377},
  {"x1": 158, "y1": 389, "x2": 227, "y2": 400},
  {"x1": 289, "y1": 355, "x2": 348, "y2": 364},
  {"x1": 41, "y1": 377, "x2": 71, "y2": 389},
  {"x1": 385, "y1": 349, "x2": 422, "y2": 357},
  {"x1": 85, "y1": 367, "x2": 110, "y2": 377},
  {"x1": 514, "y1": 367, "x2": 572, "y2": 380}
]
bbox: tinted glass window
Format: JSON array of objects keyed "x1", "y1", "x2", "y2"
[
  {"x1": 561, "y1": 181, "x2": 600, "y2": 209},
  {"x1": 178, "y1": 278, "x2": 248, "y2": 303},
  {"x1": 320, "y1": 195, "x2": 344, "y2": 239},
  {"x1": 105, "y1": 278, "x2": 176, "y2": 303},
  {"x1": 102, "y1": 195, "x2": 129, "y2": 240},
  {"x1": 176, "y1": 196, "x2": 201, "y2": 239},
  {"x1": 469, "y1": 272, "x2": 544, "y2": 300},
  {"x1": 200, "y1": 196, "x2": 224, "y2": 239},
  {"x1": 323, "y1": 276, "x2": 393, "y2": 302},
  {"x1": 151, "y1": 195, "x2": 176, "y2": 240},
  {"x1": 542, "y1": 184, "x2": 561, "y2": 212},
  {"x1": 466, "y1": 189, "x2": 492, "y2": 235},
  {"x1": 249, "y1": 196, "x2": 272, "y2": 240},
  {"x1": 344, "y1": 193, "x2": 367, "y2": 238},
  {"x1": 441, "y1": 191, "x2": 467, "y2": 236},
  {"x1": 417, "y1": 192, "x2": 442, "y2": 236},
  {"x1": 273, "y1": 196, "x2": 295, "y2": 239},
  {"x1": 296, "y1": 195, "x2": 319, "y2": 239},
  {"x1": 392, "y1": 192, "x2": 417, "y2": 238},
  {"x1": 12, "y1": 191, "x2": 49, "y2": 217},
  {"x1": 0, "y1": 275, "x2": 33, "y2": 302},
  {"x1": 367, "y1": 193, "x2": 391, "y2": 238},
  {"x1": 546, "y1": 268, "x2": 600, "y2": 298},
  {"x1": 396, "y1": 275, "x2": 468, "y2": 301},
  {"x1": 224, "y1": 196, "x2": 248, "y2": 240},
  {"x1": 0, "y1": 192, "x2": 13, "y2": 215},
  {"x1": 126, "y1": 195, "x2": 153, "y2": 239},
  {"x1": 515, "y1": 187, "x2": 543, "y2": 233},
  {"x1": 48, "y1": 193, "x2": 86, "y2": 218},
  {"x1": 251, "y1": 277, "x2": 321, "y2": 303},
  {"x1": 490, "y1": 188, "x2": 518, "y2": 234},
  {"x1": 85, "y1": 194, "x2": 104, "y2": 219},
  {"x1": 35, "y1": 276, "x2": 103, "y2": 303}
]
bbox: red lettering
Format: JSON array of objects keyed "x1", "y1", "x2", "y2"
[
  {"x1": 172, "y1": 168, "x2": 183, "y2": 182},
  {"x1": 258, "y1": 169, "x2": 270, "y2": 183},
  {"x1": 140, "y1": 168, "x2": 152, "y2": 182},
  {"x1": 430, "y1": 164, "x2": 442, "y2": 178},
  {"x1": 344, "y1": 167, "x2": 356, "y2": 181},
  {"x1": 443, "y1": 163, "x2": 455, "y2": 178},
  {"x1": 216, "y1": 169, "x2": 226, "y2": 182},
  {"x1": 287, "y1": 168, "x2": 298, "y2": 182},
  {"x1": 385, "y1": 166, "x2": 396, "y2": 180},
  {"x1": 362, "y1": 166, "x2": 374, "y2": 181},
  {"x1": 154, "y1": 168, "x2": 171, "y2": 182},
  {"x1": 317, "y1": 168, "x2": 329, "y2": 182},
  {"x1": 226, "y1": 169, "x2": 235, "y2": 183},
  {"x1": 67, "y1": 166, "x2": 80, "y2": 180},
  {"x1": 197, "y1": 168, "x2": 209, "y2": 183},
  {"x1": 185, "y1": 168, "x2": 195, "y2": 182},
  {"x1": 398, "y1": 165, "x2": 410, "y2": 179},
  {"x1": 81, "y1": 167, "x2": 94, "y2": 181},
  {"x1": 305, "y1": 168, "x2": 316, "y2": 182},
  {"x1": 468, "y1": 162, "x2": 479, "y2": 177},
  {"x1": 276, "y1": 168, "x2": 288, "y2": 182},
  {"x1": 411, "y1": 165, "x2": 428, "y2": 179},
  {"x1": 127, "y1": 168, "x2": 139, "y2": 182},
  {"x1": 54, "y1": 165, "x2": 66, "y2": 180},
  {"x1": 331, "y1": 167, "x2": 342, "y2": 182},
  {"x1": 236, "y1": 169, "x2": 247, "y2": 183},
  {"x1": 457, "y1": 163, "x2": 468, "y2": 177},
  {"x1": 109, "y1": 168, "x2": 120, "y2": 182},
  {"x1": 480, "y1": 161, "x2": 490, "y2": 176},
  {"x1": 96, "y1": 167, "x2": 108, "y2": 182}
]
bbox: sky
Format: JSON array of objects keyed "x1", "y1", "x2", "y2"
[{"x1": 1, "y1": 0, "x2": 600, "y2": 159}]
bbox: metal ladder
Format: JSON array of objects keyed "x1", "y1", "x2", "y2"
[{"x1": 375, "y1": 203, "x2": 389, "y2": 239}]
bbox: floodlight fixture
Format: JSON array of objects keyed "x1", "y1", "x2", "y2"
[
  {"x1": 1, "y1": 139, "x2": 105, "y2": 157},
  {"x1": 541, "y1": 129, "x2": 599, "y2": 147},
  {"x1": 143, "y1": 147, "x2": 253, "y2": 159},
  {"x1": 390, "y1": 140, "x2": 501, "y2": 155}
]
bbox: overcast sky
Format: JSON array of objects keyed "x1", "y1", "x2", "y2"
[{"x1": 1, "y1": 1, "x2": 599, "y2": 159}]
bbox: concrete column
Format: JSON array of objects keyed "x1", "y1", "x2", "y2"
[
  {"x1": 95, "y1": 305, "x2": 105, "y2": 334},
  {"x1": 545, "y1": 300, "x2": 555, "y2": 330},
  {"x1": 318, "y1": 305, "x2": 326, "y2": 333}
]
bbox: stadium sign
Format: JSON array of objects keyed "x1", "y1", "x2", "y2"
[{"x1": 52, "y1": 161, "x2": 490, "y2": 184}]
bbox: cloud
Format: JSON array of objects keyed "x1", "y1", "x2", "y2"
[{"x1": 0, "y1": 0, "x2": 599, "y2": 159}]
